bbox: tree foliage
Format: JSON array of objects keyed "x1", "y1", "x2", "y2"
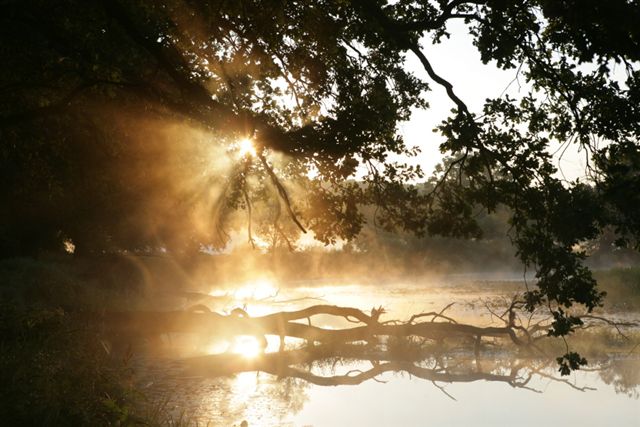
[{"x1": 2, "y1": 0, "x2": 640, "y2": 345}]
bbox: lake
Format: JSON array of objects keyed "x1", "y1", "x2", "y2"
[{"x1": 135, "y1": 275, "x2": 640, "y2": 426}]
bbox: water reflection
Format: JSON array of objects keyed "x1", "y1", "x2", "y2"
[
  {"x1": 186, "y1": 343, "x2": 636, "y2": 393},
  {"x1": 141, "y1": 361, "x2": 310, "y2": 426},
  {"x1": 138, "y1": 279, "x2": 639, "y2": 425},
  {"x1": 138, "y1": 343, "x2": 639, "y2": 426},
  {"x1": 599, "y1": 358, "x2": 640, "y2": 398}
]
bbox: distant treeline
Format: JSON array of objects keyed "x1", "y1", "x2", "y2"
[{"x1": 3, "y1": 218, "x2": 638, "y2": 300}]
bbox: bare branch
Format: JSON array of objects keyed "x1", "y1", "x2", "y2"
[
  {"x1": 578, "y1": 314, "x2": 639, "y2": 340},
  {"x1": 432, "y1": 381, "x2": 457, "y2": 401},
  {"x1": 408, "y1": 303, "x2": 458, "y2": 324},
  {"x1": 257, "y1": 152, "x2": 307, "y2": 233},
  {"x1": 408, "y1": 44, "x2": 471, "y2": 117}
]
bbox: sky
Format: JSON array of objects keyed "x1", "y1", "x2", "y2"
[{"x1": 399, "y1": 20, "x2": 590, "y2": 182}]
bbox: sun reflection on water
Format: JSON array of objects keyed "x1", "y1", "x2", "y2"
[
  {"x1": 234, "y1": 278, "x2": 278, "y2": 300},
  {"x1": 226, "y1": 371, "x2": 258, "y2": 424}
]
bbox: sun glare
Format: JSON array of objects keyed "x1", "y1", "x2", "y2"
[
  {"x1": 234, "y1": 278, "x2": 278, "y2": 301},
  {"x1": 238, "y1": 138, "x2": 256, "y2": 157},
  {"x1": 232, "y1": 336, "x2": 263, "y2": 359}
]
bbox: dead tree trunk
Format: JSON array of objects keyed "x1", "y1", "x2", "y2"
[{"x1": 96, "y1": 304, "x2": 528, "y2": 348}]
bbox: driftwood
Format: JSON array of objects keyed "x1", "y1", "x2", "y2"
[
  {"x1": 99, "y1": 303, "x2": 638, "y2": 352},
  {"x1": 103, "y1": 304, "x2": 638, "y2": 399},
  {"x1": 98, "y1": 304, "x2": 529, "y2": 349}
]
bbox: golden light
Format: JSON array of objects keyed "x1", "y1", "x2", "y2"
[
  {"x1": 232, "y1": 336, "x2": 263, "y2": 359},
  {"x1": 62, "y1": 238, "x2": 76, "y2": 254},
  {"x1": 231, "y1": 371, "x2": 258, "y2": 402},
  {"x1": 234, "y1": 278, "x2": 278, "y2": 301},
  {"x1": 238, "y1": 137, "x2": 256, "y2": 157}
]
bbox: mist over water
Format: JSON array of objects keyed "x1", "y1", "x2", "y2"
[{"x1": 124, "y1": 267, "x2": 640, "y2": 427}]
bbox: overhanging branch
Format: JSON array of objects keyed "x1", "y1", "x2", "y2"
[{"x1": 257, "y1": 152, "x2": 307, "y2": 234}]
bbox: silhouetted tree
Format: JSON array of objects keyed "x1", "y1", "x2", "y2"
[{"x1": 2, "y1": 0, "x2": 640, "y2": 353}]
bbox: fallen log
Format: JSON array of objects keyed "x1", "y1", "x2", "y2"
[{"x1": 95, "y1": 304, "x2": 526, "y2": 347}]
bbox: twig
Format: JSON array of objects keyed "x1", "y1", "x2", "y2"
[
  {"x1": 578, "y1": 314, "x2": 638, "y2": 340},
  {"x1": 431, "y1": 381, "x2": 457, "y2": 401},
  {"x1": 408, "y1": 303, "x2": 458, "y2": 324}
]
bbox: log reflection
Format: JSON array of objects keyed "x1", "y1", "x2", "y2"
[
  {"x1": 103, "y1": 304, "x2": 638, "y2": 399},
  {"x1": 130, "y1": 304, "x2": 638, "y2": 425},
  {"x1": 184, "y1": 343, "x2": 599, "y2": 395}
]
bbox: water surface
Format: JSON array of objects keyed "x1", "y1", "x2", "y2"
[{"x1": 139, "y1": 276, "x2": 640, "y2": 426}]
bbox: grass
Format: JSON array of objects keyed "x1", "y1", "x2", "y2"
[
  {"x1": 0, "y1": 301, "x2": 140, "y2": 425},
  {"x1": 0, "y1": 257, "x2": 150, "y2": 425}
]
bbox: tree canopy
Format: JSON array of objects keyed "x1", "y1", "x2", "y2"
[{"x1": 2, "y1": 0, "x2": 640, "y2": 357}]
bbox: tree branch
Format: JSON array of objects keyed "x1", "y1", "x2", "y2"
[{"x1": 257, "y1": 152, "x2": 307, "y2": 234}]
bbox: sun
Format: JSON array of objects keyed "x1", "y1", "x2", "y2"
[
  {"x1": 234, "y1": 278, "x2": 278, "y2": 301},
  {"x1": 232, "y1": 336, "x2": 263, "y2": 359},
  {"x1": 238, "y1": 138, "x2": 256, "y2": 157}
]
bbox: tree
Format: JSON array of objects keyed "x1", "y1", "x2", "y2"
[{"x1": 1, "y1": 0, "x2": 639, "y2": 365}]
